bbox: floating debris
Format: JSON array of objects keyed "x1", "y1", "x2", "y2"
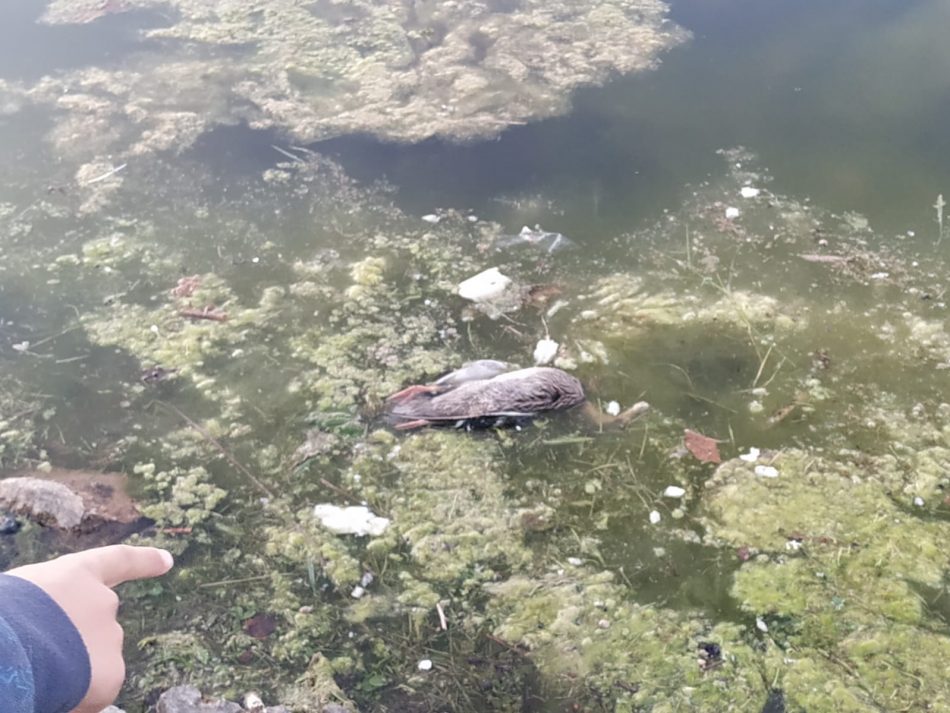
[
  {"x1": 739, "y1": 447, "x2": 761, "y2": 462},
  {"x1": 663, "y1": 485, "x2": 686, "y2": 498},
  {"x1": 457, "y1": 267, "x2": 513, "y2": 302},
  {"x1": 312, "y1": 504, "x2": 390, "y2": 536},
  {"x1": 725, "y1": 206, "x2": 740, "y2": 219},
  {"x1": 178, "y1": 306, "x2": 228, "y2": 322},
  {"x1": 417, "y1": 659, "x2": 433, "y2": 672},
  {"x1": 649, "y1": 510, "x2": 661, "y2": 525},
  {"x1": 684, "y1": 429, "x2": 722, "y2": 464},
  {"x1": 243, "y1": 692, "x2": 265, "y2": 712},
  {"x1": 244, "y1": 613, "x2": 278, "y2": 640},
  {"x1": 421, "y1": 214, "x2": 442, "y2": 224},
  {"x1": 605, "y1": 401, "x2": 621, "y2": 417},
  {"x1": 533, "y1": 337, "x2": 559, "y2": 365},
  {"x1": 141, "y1": 365, "x2": 179, "y2": 384},
  {"x1": 753, "y1": 465, "x2": 779, "y2": 478},
  {"x1": 496, "y1": 225, "x2": 575, "y2": 253},
  {"x1": 740, "y1": 186, "x2": 760, "y2": 198}
]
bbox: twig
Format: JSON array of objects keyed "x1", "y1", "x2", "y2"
[
  {"x1": 179, "y1": 307, "x2": 228, "y2": 322},
  {"x1": 685, "y1": 225, "x2": 692, "y2": 270},
  {"x1": 198, "y1": 574, "x2": 270, "y2": 589},
  {"x1": 54, "y1": 355, "x2": 89, "y2": 364},
  {"x1": 30, "y1": 324, "x2": 81, "y2": 349},
  {"x1": 82, "y1": 163, "x2": 127, "y2": 185},
  {"x1": 436, "y1": 602, "x2": 448, "y2": 631},
  {"x1": 752, "y1": 343, "x2": 773, "y2": 388},
  {"x1": 319, "y1": 477, "x2": 362, "y2": 505},
  {"x1": 151, "y1": 400, "x2": 273, "y2": 498},
  {"x1": 936, "y1": 194, "x2": 945, "y2": 245},
  {"x1": 272, "y1": 145, "x2": 305, "y2": 163}
]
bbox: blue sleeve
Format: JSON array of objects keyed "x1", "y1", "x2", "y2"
[{"x1": 0, "y1": 574, "x2": 91, "y2": 713}]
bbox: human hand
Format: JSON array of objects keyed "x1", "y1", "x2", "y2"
[{"x1": 6, "y1": 545, "x2": 174, "y2": 713}]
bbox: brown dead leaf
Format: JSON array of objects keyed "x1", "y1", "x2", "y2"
[
  {"x1": 684, "y1": 429, "x2": 721, "y2": 464},
  {"x1": 243, "y1": 613, "x2": 278, "y2": 640}
]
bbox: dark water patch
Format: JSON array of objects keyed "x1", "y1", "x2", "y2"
[
  {"x1": 0, "y1": 0, "x2": 172, "y2": 82},
  {"x1": 308, "y1": 0, "x2": 950, "y2": 251}
]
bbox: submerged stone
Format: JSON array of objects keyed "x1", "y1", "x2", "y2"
[{"x1": 0, "y1": 469, "x2": 141, "y2": 529}]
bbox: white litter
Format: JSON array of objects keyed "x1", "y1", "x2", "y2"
[
  {"x1": 533, "y1": 337, "x2": 559, "y2": 365},
  {"x1": 567, "y1": 556, "x2": 583, "y2": 566},
  {"x1": 913, "y1": 496, "x2": 925, "y2": 507},
  {"x1": 740, "y1": 186, "x2": 760, "y2": 198},
  {"x1": 243, "y1": 693, "x2": 265, "y2": 712},
  {"x1": 663, "y1": 485, "x2": 686, "y2": 498},
  {"x1": 605, "y1": 401, "x2": 621, "y2": 417},
  {"x1": 11, "y1": 341, "x2": 29, "y2": 353},
  {"x1": 312, "y1": 504, "x2": 390, "y2": 536},
  {"x1": 421, "y1": 214, "x2": 441, "y2": 224},
  {"x1": 351, "y1": 586, "x2": 366, "y2": 599},
  {"x1": 739, "y1": 447, "x2": 761, "y2": 462},
  {"x1": 457, "y1": 267, "x2": 512, "y2": 302},
  {"x1": 756, "y1": 617, "x2": 769, "y2": 633},
  {"x1": 725, "y1": 206, "x2": 740, "y2": 219},
  {"x1": 649, "y1": 510, "x2": 661, "y2": 525},
  {"x1": 754, "y1": 465, "x2": 779, "y2": 478},
  {"x1": 417, "y1": 659, "x2": 433, "y2": 671}
]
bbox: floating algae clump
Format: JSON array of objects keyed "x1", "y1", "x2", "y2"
[
  {"x1": 265, "y1": 508, "x2": 364, "y2": 590},
  {"x1": 384, "y1": 431, "x2": 533, "y2": 584},
  {"x1": 571, "y1": 273, "x2": 804, "y2": 344},
  {"x1": 701, "y1": 449, "x2": 950, "y2": 710},
  {"x1": 135, "y1": 463, "x2": 227, "y2": 533},
  {"x1": 278, "y1": 654, "x2": 357, "y2": 713},
  {"x1": 35, "y1": 0, "x2": 687, "y2": 154},
  {"x1": 486, "y1": 569, "x2": 769, "y2": 711}
]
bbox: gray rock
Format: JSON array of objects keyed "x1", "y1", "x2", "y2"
[
  {"x1": 0, "y1": 477, "x2": 84, "y2": 528},
  {"x1": 156, "y1": 686, "x2": 243, "y2": 713}
]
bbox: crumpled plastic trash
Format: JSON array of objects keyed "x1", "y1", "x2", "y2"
[
  {"x1": 313, "y1": 504, "x2": 390, "y2": 536},
  {"x1": 458, "y1": 267, "x2": 513, "y2": 302},
  {"x1": 533, "y1": 337, "x2": 559, "y2": 365},
  {"x1": 496, "y1": 225, "x2": 575, "y2": 253}
]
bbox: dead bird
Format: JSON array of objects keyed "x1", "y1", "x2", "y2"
[{"x1": 385, "y1": 361, "x2": 649, "y2": 431}]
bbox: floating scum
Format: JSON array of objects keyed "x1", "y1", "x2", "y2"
[{"x1": 0, "y1": 0, "x2": 690, "y2": 214}]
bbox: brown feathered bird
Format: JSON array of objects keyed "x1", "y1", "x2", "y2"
[{"x1": 385, "y1": 361, "x2": 647, "y2": 430}]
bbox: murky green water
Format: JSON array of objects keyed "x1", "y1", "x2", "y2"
[{"x1": 2, "y1": 0, "x2": 950, "y2": 711}]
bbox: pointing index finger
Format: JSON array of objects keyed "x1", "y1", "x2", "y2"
[{"x1": 73, "y1": 545, "x2": 175, "y2": 588}]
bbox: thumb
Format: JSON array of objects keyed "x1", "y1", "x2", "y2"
[{"x1": 71, "y1": 545, "x2": 174, "y2": 588}]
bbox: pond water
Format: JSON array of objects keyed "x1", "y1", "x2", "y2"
[{"x1": 2, "y1": 0, "x2": 950, "y2": 711}]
